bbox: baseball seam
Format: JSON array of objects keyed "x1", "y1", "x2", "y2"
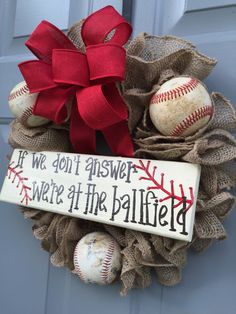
[
  {"x1": 150, "y1": 78, "x2": 198, "y2": 104},
  {"x1": 8, "y1": 84, "x2": 29, "y2": 101},
  {"x1": 73, "y1": 244, "x2": 87, "y2": 282},
  {"x1": 170, "y1": 105, "x2": 213, "y2": 136},
  {"x1": 100, "y1": 239, "x2": 115, "y2": 284},
  {"x1": 21, "y1": 106, "x2": 35, "y2": 126}
]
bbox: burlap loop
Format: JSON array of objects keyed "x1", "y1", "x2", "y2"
[
  {"x1": 9, "y1": 120, "x2": 71, "y2": 152},
  {"x1": 194, "y1": 210, "x2": 226, "y2": 240},
  {"x1": 196, "y1": 165, "x2": 236, "y2": 203},
  {"x1": 9, "y1": 22, "x2": 236, "y2": 295},
  {"x1": 183, "y1": 129, "x2": 236, "y2": 165},
  {"x1": 197, "y1": 190, "x2": 235, "y2": 217},
  {"x1": 191, "y1": 238, "x2": 213, "y2": 253},
  {"x1": 119, "y1": 230, "x2": 152, "y2": 295},
  {"x1": 156, "y1": 265, "x2": 182, "y2": 286},
  {"x1": 122, "y1": 33, "x2": 216, "y2": 132},
  {"x1": 150, "y1": 236, "x2": 187, "y2": 286},
  {"x1": 152, "y1": 236, "x2": 186, "y2": 266},
  {"x1": 208, "y1": 93, "x2": 236, "y2": 132},
  {"x1": 67, "y1": 20, "x2": 85, "y2": 52},
  {"x1": 103, "y1": 226, "x2": 189, "y2": 292}
]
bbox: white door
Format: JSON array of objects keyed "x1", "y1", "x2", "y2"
[{"x1": 1, "y1": 1, "x2": 236, "y2": 313}]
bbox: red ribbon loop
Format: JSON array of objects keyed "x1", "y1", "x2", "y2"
[
  {"x1": 25, "y1": 20, "x2": 76, "y2": 61},
  {"x1": 81, "y1": 6, "x2": 132, "y2": 46},
  {"x1": 52, "y1": 50, "x2": 89, "y2": 86},
  {"x1": 86, "y1": 44, "x2": 126, "y2": 83},
  {"x1": 35, "y1": 86, "x2": 75, "y2": 123},
  {"x1": 18, "y1": 6, "x2": 134, "y2": 157},
  {"x1": 77, "y1": 83, "x2": 127, "y2": 130},
  {"x1": 19, "y1": 61, "x2": 56, "y2": 92}
]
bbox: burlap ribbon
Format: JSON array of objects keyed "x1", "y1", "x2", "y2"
[
  {"x1": 10, "y1": 21, "x2": 236, "y2": 296},
  {"x1": 9, "y1": 120, "x2": 71, "y2": 152}
]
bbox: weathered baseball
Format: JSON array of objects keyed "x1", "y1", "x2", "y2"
[
  {"x1": 149, "y1": 76, "x2": 213, "y2": 137},
  {"x1": 73, "y1": 232, "x2": 121, "y2": 285},
  {"x1": 8, "y1": 81, "x2": 49, "y2": 127}
]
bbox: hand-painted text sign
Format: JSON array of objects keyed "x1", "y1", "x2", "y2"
[{"x1": 0, "y1": 149, "x2": 201, "y2": 241}]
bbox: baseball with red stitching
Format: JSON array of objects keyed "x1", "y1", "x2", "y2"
[
  {"x1": 149, "y1": 76, "x2": 213, "y2": 137},
  {"x1": 8, "y1": 81, "x2": 50, "y2": 127},
  {"x1": 73, "y1": 232, "x2": 121, "y2": 285}
]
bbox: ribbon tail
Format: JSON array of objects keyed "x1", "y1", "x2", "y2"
[
  {"x1": 102, "y1": 121, "x2": 134, "y2": 157},
  {"x1": 70, "y1": 99, "x2": 96, "y2": 154},
  {"x1": 34, "y1": 86, "x2": 74, "y2": 124}
]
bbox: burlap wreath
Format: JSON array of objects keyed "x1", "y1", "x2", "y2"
[{"x1": 9, "y1": 21, "x2": 236, "y2": 296}]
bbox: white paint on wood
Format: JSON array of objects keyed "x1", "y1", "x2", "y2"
[{"x1": 0, "y1": 149, "x2": 201, "y2": 241}]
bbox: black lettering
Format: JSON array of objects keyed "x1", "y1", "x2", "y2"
[
  {"x1": 109, "y1": 160, "x2": 121, "y2": 180},
  {"x1": 110, "y1": 185, "x2": 121, "y2": 221},
  {"x1": 32, "y1": 153, "x2": 47, "y2": 170},
  {"x1": 176, "y1": 197, "x2": 188, "y2": 235},
  {"x1": 121, "y1": 194, "x2": 131, "y2": 223},
  {"x1": 32, "y1": 181, "x2": 45, "y2": 202},
  {"x1": 17, "y1": 150, "x2": 28, "y2": 169},
  {"x1": 138, "y1": 189, "x2": 145, "y2": 224},
  {"x1": 32, "y1": 180, "x2": 64, "y2": 204},
  {"x1": 74, "y1": 155, "x2": 81, "y2": 175},
  {"x1": 159, "y1": 204, "x2": 168, "y2": 227},
  {"x1": 55, "y1": 184, "x2": 64, "y2": 204},
  {"x1": 52, "y1": 154, "x2": 73, "y2": 174},
  {"x1": 50, "y1": 180, "x2": 64, "y2": 204},
  {"x1": 85, "y1": 157, "x2": 94, "y2": 181},
  {"x1": 125, "y1": 162, "x2": 136, "y2": 183},
  {"x1": 41, "y1": 182, "x2": 50, "y2": 202},
  {"x1": 119, "y1": 162, "x2": 126, "y2": 180},
  {"x1": 138, "y1": 191, "x2": 157, "y2": 226},
  {"x1": 169, "y1": 196, "x2": 177, "y2": 232},
  {"x1": 52, "y1": 154, "x2": 60, "y2": 173},
  {"x1": 67, "y1": 183, "x2": 83, "y2": 212},
  {"x1": 130, "y1": 189, "x2": 137, "y2": 223},
  {"x1": 100, "y1": 160, "x2": 109, "y2": 178},
  {"x1": 84, "y1": 184, "x2": 107, "y2": 215}
]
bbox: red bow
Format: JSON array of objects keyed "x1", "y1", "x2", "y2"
[{"x1": 19, "y1": 6, "x2": 134, "y2": 156}]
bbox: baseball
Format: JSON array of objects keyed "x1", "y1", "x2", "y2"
[
  {"x1": 73, "y1": 232, "x2": 121, "y2": 285},
  {"x1": 149, "y1": 76, "x2": 213, "y2": 137},
  {"x1": 8, "y1": 81, "x2": 49, "y2": 127}
]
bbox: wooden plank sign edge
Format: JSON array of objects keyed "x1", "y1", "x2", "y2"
[{"x1": 0, "y1": 149, "x2": 201, "y2": 242}]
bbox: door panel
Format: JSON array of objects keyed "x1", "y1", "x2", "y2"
[
  {"x1": 0, "y1": 124, "x2": 49, "y2": 314},
  {"x1": 161, "y1": 211, "x2": 236, "y2": 314},
  {"x1": 14, "y1": 0, "x2": 71, "y2": 37}
]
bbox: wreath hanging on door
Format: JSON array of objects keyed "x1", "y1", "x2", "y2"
[{"x1": 3, "y1": 6, "x2": 236, "y2": 295}]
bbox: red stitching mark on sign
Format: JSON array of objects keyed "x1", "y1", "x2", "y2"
[
  {"x1": 8, "y1": 84, "x2": 29, "y2": 101},
  {"x1": 73, "y1": 244, "x2": 87, "y2": 282},
  {"x1": 150, "y1": 78, "x2": 198, "y2": 104},
  {"x1": 170, "y1": 105, "x2": 213, "y2": 137},
  {"x1": 134, "y1": 160, "x2": 194, "y2": 212},
  {"x1": 100, "y1": 239, "x2": 115, "y2": 284},
  {"x1": 7, "y1": 161, "x2": 32, "y2": 205}
]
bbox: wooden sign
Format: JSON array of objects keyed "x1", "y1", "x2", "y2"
[{"x1": 0, "y1": 149, "x2": 201, "y2": 241}]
